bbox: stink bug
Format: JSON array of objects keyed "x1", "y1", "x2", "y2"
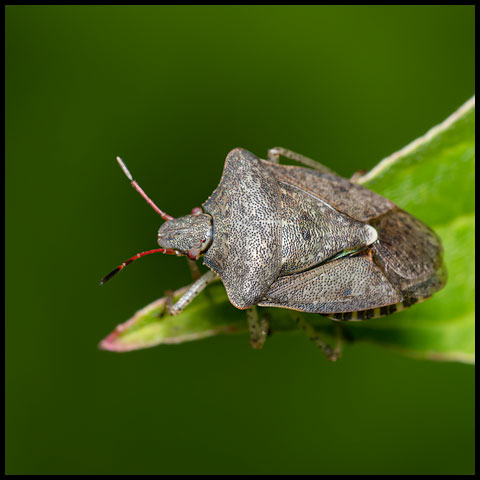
[{"x1": 101, "y1": 147, "x2": 446, "y2": 359}]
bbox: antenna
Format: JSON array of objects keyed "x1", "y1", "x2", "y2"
[
  {"x1": 100, "y1": 248, "x2": 182, "y2": 285},
  {"x1": 116, "y1": 156, "x2": 174, "y2": 221}
]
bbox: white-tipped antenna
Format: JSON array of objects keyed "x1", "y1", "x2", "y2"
[
  {"x1": 116, "y1": 156, "x2": 134, "y2": 181},
  {"x1": 116, "y1": 156, "x2": 174, "y2": 222}
]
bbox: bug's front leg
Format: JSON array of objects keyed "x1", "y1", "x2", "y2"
[
  {"x1": 267, "y1": 146, "x2": 336, "y2": 175},
  {"x1": 246, "y1": 306, "x2": 270, "y2": 349},
  {"x1": 168, "y1": 270, "x2": 218, "y2": 316},
  {"x1": 292, "y1": 313, "x2": 342, "y2": 361},
  {"x1": 186, "y1": 258, "x2": 202, "y2": 281}
]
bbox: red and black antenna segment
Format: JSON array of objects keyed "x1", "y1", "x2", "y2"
[
  {"x1": 100, "y1": 157, "x2": 180, "y2": 285},
  {"x1": 100, "y1": 248, "x2": 181, "y2": 285}
]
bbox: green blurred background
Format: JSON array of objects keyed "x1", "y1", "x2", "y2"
[{"x1": 6, "y1": 5, "x2": 475, "y2": 475}]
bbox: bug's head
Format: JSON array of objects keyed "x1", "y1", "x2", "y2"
[
  {"x1": 100, "y1": 157, "x2": 215, "y2": 286},
  {"x1": 158, "y1": 213, "x2": 213, "y2": 260}
]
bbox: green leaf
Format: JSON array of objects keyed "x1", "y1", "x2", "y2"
[{"x1": 100, "y1": 97, "x2": 475, "y2": 363}]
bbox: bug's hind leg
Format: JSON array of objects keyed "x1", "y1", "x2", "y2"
[
  {"x1": 168, "y1": 270, "x2": 218, "y2": 316},
  {"x1": 247, "y1": 306, "x2": 270, "y2": 349},
  {"x1": 293, "y1": 313, "x2": 342, "y2": 361},
  {"x1": 267, "y1": 146, "x2": 336, "y2": 175}
]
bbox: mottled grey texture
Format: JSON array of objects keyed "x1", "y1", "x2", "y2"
[
  {"x1": 261, "y1": 160, "x2": 395, "y2": 222},
  {"x1": 203, "y1": 148, "x2": 282, "y2": 309},
  {"x1": 370, "y1": 208, "x2": 447, "y2": 300},
  {"x1": 187, "y1": 147, "x2": 446, "y2": 317},
  {"x1": 279, "y1": 181, "x2": 377, "y2": 275},
  {"x1": 158, "y1": 213, "x2": 213, "y2": 254},
  {"x1": 259, "y1": 256, "x2": 401, "y2": 313}
]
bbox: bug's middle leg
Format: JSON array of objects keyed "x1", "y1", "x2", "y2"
[
  {"x1": 246, "y1": 305, "x2": 270, "y2": 349},
  {"x1": 267, "y1": 146, "x2": 335, "y2": 174}
]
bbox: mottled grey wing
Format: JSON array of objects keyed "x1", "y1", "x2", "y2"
[
  {"x1": 203, "y1": 148, "x2": 282, "y2": 309},
  {"x1": 371, "y1": 208, "x2": 446, "y2": 299},
  {"x1": 261, "y1": 160, "x2": 395, "y2": 222},
  {"x1": 259, "y1": 256, "x2": 401, "y2": 313},
  {"x1": 278, "y1": 181, "x2": 378, "y2": 275}
]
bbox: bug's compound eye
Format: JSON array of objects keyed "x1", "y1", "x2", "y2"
[
  {"x1": 188, "y1": 248, "x2": 200, "y2": 260},
  {"x1": 191, "y1": 207, "x2": 203, "y2": 215}
]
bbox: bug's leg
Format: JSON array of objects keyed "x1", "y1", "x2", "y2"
[
  {"x1": 246, "y1": 306, "x2": 270, "y2": 349},
  {"x1": 293, "y1": 314, "x2": 342, "y2": 361},
  {"x1": 169, "y1": 270, "x2": 218, "y2": 316},
  {"x1": 267, "y1": 146, "x2": 335, "y2": 175},
  {"x1": 331, "y1": 323, "x2": 343, "y2": 360},
  {"x1": 186, "y1": 258, "x2": 202, "y2": 281},
  {"x1": 157, "y1": 289, "x2": 175, "y2": 318},
  {"x1": 349, "y1": 169, "x2": 368, "y2": 183}
]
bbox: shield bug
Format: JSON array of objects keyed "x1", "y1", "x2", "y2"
[{"x1": 101, "y1": 147, "x2": 446, "y2": 359}]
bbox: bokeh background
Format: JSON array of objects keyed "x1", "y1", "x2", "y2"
[{"x1": 6, "y1": 5, "x2": 475, "y2": 475}]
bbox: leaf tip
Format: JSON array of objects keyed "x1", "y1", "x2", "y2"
[
  {"x1": 98, "y1": 332, "x2": 120, "y2": 352},
  {"x1": 99, "y1": 323, "x2": 136, "y2": 352}
]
